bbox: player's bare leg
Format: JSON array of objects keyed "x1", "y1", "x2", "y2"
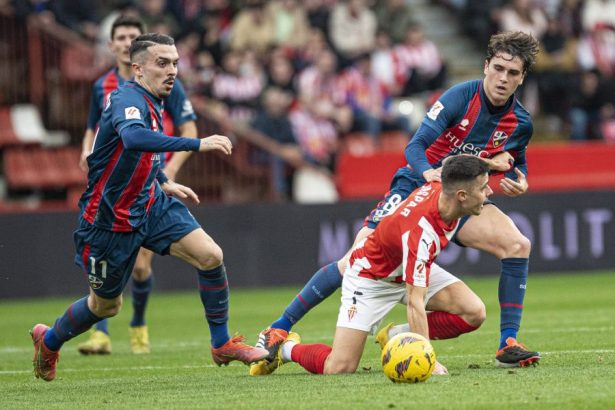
[
  {"x1": 170, "y1": 229, "x2": 268, "y2": 365},
  {"x1": 323, "y1": 327, "x2": 368, "y2": 374},
  {"x1": 128, "y1": 248, "x2": 154, "y2": 354},
  {"x1": 455, "y1": 204, "x2": 539, "y2": 366}
]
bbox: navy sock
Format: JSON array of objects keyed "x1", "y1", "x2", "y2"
[
  {"x1": 498, "y1": 258, "x2": 528, "y2": 349},
  {"x1": 95, "y1": 319, "x2": 109, "y2": 335},
  {"x1": 130, "y1": 275, "x2": 153, "y2": 327},
  {"x1": 271, "y1": 262, "x2": 343, "y2": 332},
  {"x1": 44, "y1": 296, "x2": 102, "y2": 351},
  {"x1": 197, "y1": 265, "x2": 230, "y2": 348}
]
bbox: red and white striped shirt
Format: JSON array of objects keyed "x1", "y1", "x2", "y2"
[
  {"x1": 392, "y1": 40, "x2": 443, "y2": 84},
  {"x1": 349, "y1": 182, "x2": 459, "y2": 287}
]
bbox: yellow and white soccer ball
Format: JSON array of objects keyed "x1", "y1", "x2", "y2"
[{"x1": 381, "y1": 332, "x2": 436, "y2": 383}]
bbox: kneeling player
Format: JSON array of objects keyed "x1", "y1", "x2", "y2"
[{"x1": 258, "y1": 156, "x2": 531, "y2": 375}]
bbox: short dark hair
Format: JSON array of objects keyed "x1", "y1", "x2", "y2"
[
  {"x1": 110, "y1": 15, "x2": 144, "y2": 40},
  {"x1": 441, "y1": 155, "x2": 490, "y2": 194},
  {"x1": 486, "y1": 31, "x2": 540, "y2": 73},
  {"x1": 129, "y1": 33, "x2": 175, "y2": 62}
]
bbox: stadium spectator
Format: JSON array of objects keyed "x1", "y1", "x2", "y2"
[
  {"x1": 229, "y1": 0, "x2": 275, "y2": 54},
  {"x1": 569, "y1": 69, "x2": 615, "y2": 140},
  {"x1": 251, "y1": 156, "x2": 495, "y2": 376},
  {"x1": 212, "y1": 49, "x2": 265, "y2": 124},
  {"x1": 394, "y1": 24, "x2": 447, "y2": 97},
  {"x1": 498, "y1": 0, "x2": 548, "y2": 39},
  {"x1": 266, "y1": 51, "x2": 297, "y2": 97},
  {"x1": 581, "y1": 0, "x2": 615, "y2": 33},
  {"x1": 329, "y1": 0, "x2": 377, "y2": 66},
  {"x1": 268, "y1": 0, "x2": 311, "y2": 52},
  {"x1": 251, "y1": 87, "x2": 302, "y2": 199},
  {"x1": 374, "y1": 0, "x2": 415, "y2": 44},
  {"x1": 292, "y1": 49, "x2": 352, "y2": 167},
  {"x1": 138, "y1": 0, "x2": 179, "y2": 37},
  {"x1": 48, "y1": 0, "x2": 100, "y2": 40},
  {"x1": 340, "y1": 53, "x2": 411, "y2": 140},
  {"x1": 577, "y1": 23, "x2": 615, "y2": 79},
  {"x1": 533, "y1": 16, "x2": 578, "y2": 123},
  {"x1": 303, "y1": 0, "x2": 333, "y2": 35},
  {"x1": 30, "y1": 33, "x2": 268, "y2": 382}
]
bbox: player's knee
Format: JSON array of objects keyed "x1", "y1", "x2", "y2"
[
  {"x1": 464, "y1": 300, "x2": 486, "y2": 328},
  {"x1": 323, "y1": 357, "x2": 358, "y2": 375},
  {"x1": 503, "y1": 234, "x2": 531, "y2": 259},
  {"x1": 132, "y1": 263, "x2": 151, "y2": 281},
  {"x1": 193, "y1": 243, "x2": 223, "y2": 271},
  {"x1": 92, "y1": 297, "x2": 123, "y2": 318}
]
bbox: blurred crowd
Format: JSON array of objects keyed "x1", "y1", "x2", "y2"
[
  {"x1": 4, "y1": 0, "x2": 615, "y2": 198},
  {"x1": 448, "y1": 0, "x2": 615, "y2": 142},
  {"x1": 5, "y1": 0, "x2": 448, "y2": 198}
]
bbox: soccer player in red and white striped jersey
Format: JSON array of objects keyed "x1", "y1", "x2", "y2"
[{"x1": 272, "y1": 156, "x2": 496, "y2": 375}]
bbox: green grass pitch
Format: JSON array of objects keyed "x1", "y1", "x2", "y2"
[{"x1": 1, "y1": 271, "x2": 614, "y2": 409}]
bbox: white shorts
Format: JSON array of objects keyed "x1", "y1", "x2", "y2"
[{"x1": 336, "y1": 263, "x2": 460, "y2": 334}]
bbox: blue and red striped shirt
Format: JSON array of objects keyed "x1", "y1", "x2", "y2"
[
  {"x1": 404, "y1": 79, "x2": 532, "y2": 181},
  {"x1": 80, "y1": 81, "x2": 199, "y2": 232}
]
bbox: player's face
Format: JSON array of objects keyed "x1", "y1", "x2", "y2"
[
  {"x1": 110, "y1": 26, "x2": 142, "y2": 66},
  {"x1": 463, "y1": 173, "x2": 492, "y2": 216},
  {"x1": 133, "y1": 44, "x2": 179, "y2": 98},
  {"x1": 483, "y1": 53, "x2": 525, "y2": 107}
]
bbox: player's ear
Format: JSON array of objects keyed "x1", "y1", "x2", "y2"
[
  {"x1": 456, "y1": 189, "x2": 467, "y2": 203},
  {"x1": 483, "y1": 59, "x2": 489, "y2": 75},
  {"x1": 132, "y1": 62, "x2": 142, "y2": 76}
]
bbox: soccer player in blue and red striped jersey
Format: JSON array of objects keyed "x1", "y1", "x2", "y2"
[
  {"x1": 251, "y1": 31, "x2": 541, "y2": 375},
  {"x1": 30, "y1": 33, "x2": 268, "y2": 382},
  {"x1": 78, "y1": 15, "x2": 198, "y2": 355}
]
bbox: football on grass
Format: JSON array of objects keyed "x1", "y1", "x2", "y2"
[{"x1": 381, "y1": 332, "x2": 436, "y2": 383}]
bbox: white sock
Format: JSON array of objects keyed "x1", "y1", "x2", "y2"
[
  {"x1": 389, "y1": 323, "x2": 410, "y2": 339},
  {"x1": 281, "y1": 340, "x2": 298, "y2": 362}
]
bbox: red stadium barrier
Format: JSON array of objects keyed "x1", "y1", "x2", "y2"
[{"x1": 335, "y1": 141, "x2": 615, "y2": 199}]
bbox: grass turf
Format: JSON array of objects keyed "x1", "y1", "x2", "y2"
[{"x1": 1, "y1": 271, "x2": 614, "y2": 409}]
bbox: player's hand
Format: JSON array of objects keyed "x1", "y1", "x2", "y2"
[
  {"x1": 161, "y1": 180, "x2": 200, "y2": 204},
  {"x1": 164, "y1": 166, "x2": 178, "y2": 181},
  {"x1": 423, "y1": 167, "x2": 442, "y2": 182},
  {"x1": 79, "y1": 150, "x2": 89, "y2": 172},
  {"x1": 199, "y1": 134, "x2": 233, "y2": 155},
  {"x1": 433, "y1": 361, "x2": 449, "y2": 375},
  {"x1": 499, "y1": 168, "x2": 528, "y2": 197},
  {"x1": 486, "y1": 151, "x2": 514, "y2": 172}
]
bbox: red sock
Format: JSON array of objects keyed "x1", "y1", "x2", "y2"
[
  {"x1": 428, "y1": 311, "x2": 478, "y2": 339},
  {"x1": 290, "y1": 343, "x2": 332, "y2": 374}
]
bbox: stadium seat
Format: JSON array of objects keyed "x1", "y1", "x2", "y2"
[
  {"x1": 3, "y1": 146, "x2": 86, "y2": 190},
  {"x1": 0, "y1": 106, "x2": 20, "y2": 146}
]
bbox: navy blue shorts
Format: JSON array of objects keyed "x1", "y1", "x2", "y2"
[
  {"x1": 363, "y1": 167, "x2": 495, "y2": 246},
  {"x1": 73, "y1": 194, "x2": 201, "y2": 298}
]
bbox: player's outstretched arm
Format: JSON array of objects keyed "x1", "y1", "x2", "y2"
[
  {"x1": 198, "y1": 134, "x2": 233, "y2": 155},
  {"x1": 500, "y1": 168, "x2": 528, "y2": 197},
  {"x1": 161, "y1": 180, "x2": 200, "y2": 204},
  {"x1": 405, "y1": 284, "x2": 429, "y2": 339},
  {"x1": 485, "y1": 151, "x2": 514, "y2": 172}
]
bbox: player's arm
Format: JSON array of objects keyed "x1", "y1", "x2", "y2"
[
  {"x1": 500, "y1": 127, "x2": 531, "y2": 197},
  {"x1": 405, "y1": 284, "x2": 428, "y2": 339},
  {"x1": 80, "y1": 129, "x2": 96, "y2": 171},
  {"x1": 164, "y1": 120, "x2": 197, "y2": 181},
  {"x1": 405, "y1": 84, "x2": 470, "y2": 182},
  {"x1": 120, "y1": 125, "x2": 232, "y2": 155}
]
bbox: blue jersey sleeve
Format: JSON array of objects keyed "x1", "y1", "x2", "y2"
[
  {"x1": 505, "y1": 121, "x2": 532, "y2": 180},
  {"x1": 164, "y1": 78, "x2": 197, "y2": 127},
  {"x1": 121, "y1": 125, "x2": 201, "y2": 152},
  {"x1": 86, "y1": 82, "x2": 103, "y2": 131},
  {"x1": 109, "y1": 89, "x2": 149, "y2": 134}
]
